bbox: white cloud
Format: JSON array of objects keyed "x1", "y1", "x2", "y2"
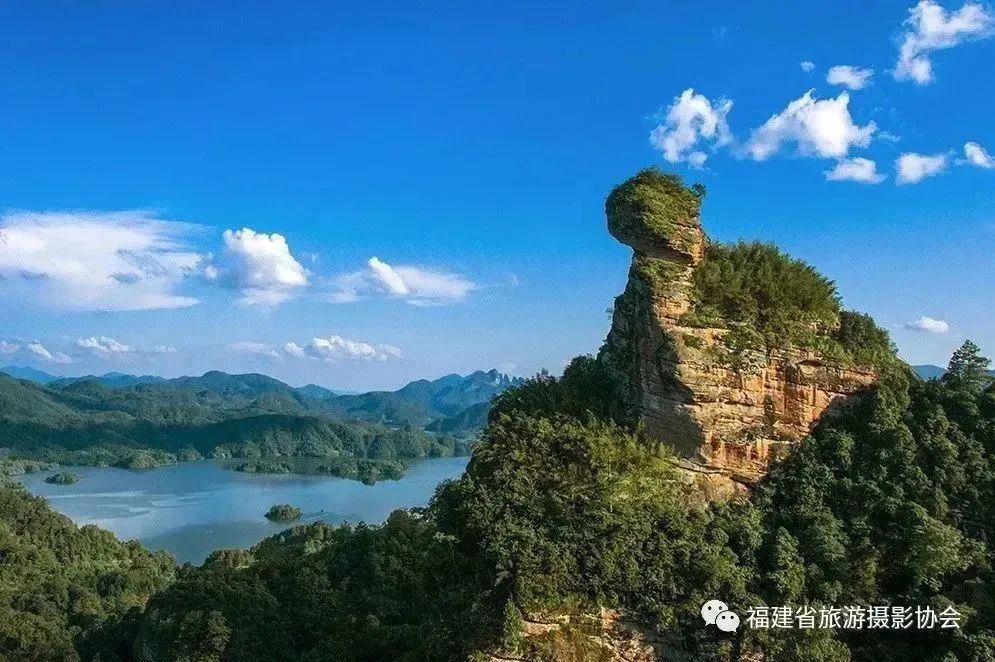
[
  {"x1": 824, "y1": 157, "x2": 886, "y2": 183},
  {"x1": 745, "y1": 90, "x2": 876, "y2": 161},
  {"x1": 800, "y1": 61, "x2": 816, "y2": 72},
  {"x1": 649, "y1": 88, "x2": 733, "y2": 168},
  {"x1": 896, "y1": 151, "x2": 950, "y2": 183},
  {"x1": 964, "y1": 141, "x2": 994, "y2": 168},
  {"x1": 331, "y1": 257, "x2": 475, "y2": 306},
  {"x1": 76, "y1": 336, "x2": 133, "y2": 355},
  {"x1": 367, "y1": 257, "x2": 410, "y2": 295},
  {"x1": 25, "y1": 342, "x2": 72, "y2": 364},
  {"x1": 0, "y1": 340, "x2": 21, "y2": 355},
  {"x1": 0, "y1": 211, "x2": 205, "y2": 311},
  {"x1": 284, "y1": 342, "x2": 308, "y2": 359},
  {"x1": 242, "y1": 336, "x2": 402, "y2": 362},
  {"x1": 905, "y1": 316, "x2": 950, "y2": 333},
  {"x1": 230, "y1": 341, "x2": 283, "y2": 360},
  {"x1": 74, "y1": 336, "x2": 180, "y2": 358},
  {"x1": 826, "y1": 65, "x2": 875, "y2": 90},
  {"x1": 149, "y1": 345, "x2": 179, "y2": 354},
  {"x1": 894, "y1": 0, "x2": 993, "y2": 84},
  {"x1": 207, "y1": 228, "x2": 309, "y2": 306},
  {"x1": 293, "y1": 335, "x2": 401, "y2": 363}
]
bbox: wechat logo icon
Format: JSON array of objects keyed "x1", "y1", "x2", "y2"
[{"x1": 701, "y1": 599, "x2": 740, "y2": 633}]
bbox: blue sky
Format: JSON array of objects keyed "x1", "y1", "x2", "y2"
[{"x1": 0, "y1": 1, "x2": 992, "y2": 390}]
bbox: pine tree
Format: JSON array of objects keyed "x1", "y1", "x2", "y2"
[{"x1": 946, "y1": 340, "x2": 992, "y2": 390}]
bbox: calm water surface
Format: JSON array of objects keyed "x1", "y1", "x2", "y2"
[{"x1": 17, "y1": 457, "x2": 469, "y2": 564}]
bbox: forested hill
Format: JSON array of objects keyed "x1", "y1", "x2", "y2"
[
  {"x1": 0, "y1": 368, "x2": 519, "y2": 473},
  {"x1": 0, "y1": 482, "x2": 175, "y2": 659}
]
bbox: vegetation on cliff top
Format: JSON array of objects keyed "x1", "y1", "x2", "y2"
[
  {"x1": 682, "y1": 240, "x2": 896, "y2": 369},
  {"x1": 605, "y1": 167, "x2": 704, "y2": 254},
  {"x1": 604, "y1": 169, "x2": 895, "y2": 371}
]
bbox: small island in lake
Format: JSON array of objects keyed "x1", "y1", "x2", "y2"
[
  {"x1": 264, "y1": 504, "x2": 302, "y2": 521},
  {"x1": 44, "y1": 472, "x2": 80, "y2": 485}
]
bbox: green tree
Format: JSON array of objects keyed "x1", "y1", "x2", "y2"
[{"x1": 945, "y1": 340, "x2": 992, "y2": 391}]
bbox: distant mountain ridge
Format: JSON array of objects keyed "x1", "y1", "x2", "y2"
[
  {"x1": 324, "y1": 369, "x2": 522, "y2": 428},
  {"x1": 0, "y1": 366, "x2": 521, "y2": 434},
  {"x1": 0, "y1": 365, "x2": 61, "y2": 384}
]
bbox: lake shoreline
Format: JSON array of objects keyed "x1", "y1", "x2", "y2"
[{"x1": 16, "y1": 456, "x2": 469, "y2": 564}]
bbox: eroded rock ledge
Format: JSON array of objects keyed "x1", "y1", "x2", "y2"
[
  {"x1": 599, "y1": 170, "x2": 876, "y2": 487},
  {"x1": 484, "y1": 609, "x2": 679, "y2": 662}
]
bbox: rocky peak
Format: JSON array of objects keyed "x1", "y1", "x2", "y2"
[{"x1": 600, "y1": 168, "x2": 876, "y2": 489}]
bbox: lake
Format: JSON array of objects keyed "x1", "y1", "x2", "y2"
[{"x1": 16, "y1": 457, "x2": 469, "y2": 564}]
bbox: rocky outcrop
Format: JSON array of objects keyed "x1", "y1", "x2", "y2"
[
  {"x1": 599, "y1": 170, "x2": 875, "y2": 486},
  {"x1": 484, "y1": 609, "x2": 683, "y2": 662}
]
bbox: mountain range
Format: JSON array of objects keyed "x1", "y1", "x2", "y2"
[{"x1": 0, "y1": 366, "x2": 519, "y2": 432}]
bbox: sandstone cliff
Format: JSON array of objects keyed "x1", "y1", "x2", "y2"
[{"x1": 599, "y1": 169, "x2": 876, "y2": 486}]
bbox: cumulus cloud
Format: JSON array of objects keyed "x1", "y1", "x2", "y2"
[
  {"x1": 74, "y1": 336, "x2": 182, "y2": 358},
  {"x1": 331, "y1": 257, "x2": 475, "y2": 306},
  {"x1": 964, "y1": 141, "x2": 994, "y2": 168},
  {"x1": 25, "y1": 342, "x2": 72, "y2": 364},
  {"x1": 745, "y1": 91, "x2": 876, "y2": 161},
  {"x1": 826, "y1": 65, "x2": 875, "y2": 90},
  {"x1": 824, "y1": 157, "x2": 886, "y2": 183},
  {"x1": 206, "y1": 228, "x2": 309, "y2": 306},
  {"x1": 75, "y1": 336, "x2": 133, "y2": 355},
  {"x1": 894, "y1": 0, "x2": 993, "y2": 84},
  {"x1": 0, "y1": 340, "x2": 20, "y2": 355},
  {"x1": 649, "y1": 88, "x2": 733, "y2": 168},
  {"x1": 235, "y1": 336, "x2": 401, "y2": 362},
  {"x1": 905, "y1": 316, "x2": 951, "y2": 333},
  {"x1": 0, "y1": 211, "x2": 206, "y2": 311},
  {"x1": 896, "y1": 151, "x2": 950, "y2": 184},
  {"x1": 284, "y1": 342, "x2": 308, "y2": 359},
  {"x1": 295, "y1": 336, "x2": 401, "y2": 362},
  {"x1": 800, "y1": 61, "x2": 816, "y2": 72}
]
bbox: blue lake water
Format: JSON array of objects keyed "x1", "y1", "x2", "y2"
[{"x1": 16, "y1": 457, "x2": 469, "y2": 565}]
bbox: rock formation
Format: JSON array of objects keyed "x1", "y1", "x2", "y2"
[
  {"x1": 485, "y1": 608, "x2": 681, "y2": 662},
  {"x1": 599, "y1": 169, "x2": 876, "y2": 486}
]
